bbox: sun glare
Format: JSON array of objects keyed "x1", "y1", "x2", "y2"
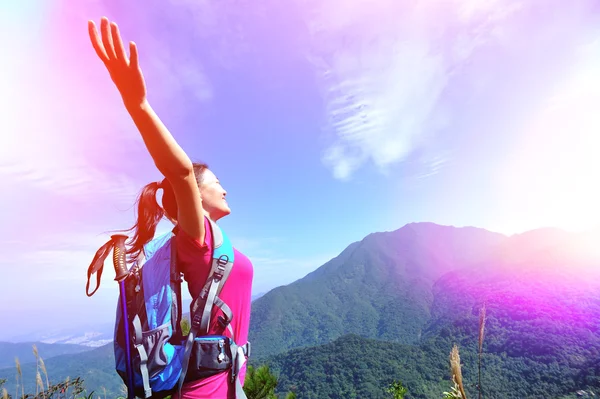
[{"x1": 497, "y1": 41, "x2": 600, "y2": 234}]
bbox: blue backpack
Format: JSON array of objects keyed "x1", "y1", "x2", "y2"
[{"x1": 86, "y1": 219, "x2": 250, "y2": 399}]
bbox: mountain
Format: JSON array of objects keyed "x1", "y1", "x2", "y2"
[
  {"x1": 247, "y1": 223, "x2": 600, "y2": 398},
  {"x1": 0, "y1": 342, "x2": 94, "y2": 369},
  {"x1": 249, "y1": 223, "x2": 507, "y2": 358}
]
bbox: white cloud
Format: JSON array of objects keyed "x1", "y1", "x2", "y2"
[
  {"x1": 305, "y1": 0, "x2": 526, "y2": 180},
  {"x1": 0, "y1": 161, "x2": 140, "y2": 205},
  {"x1": 416, "y1": 155, "x2": 450, "y2": 180},
  {"x1": 0, "y1": 233, "x2": 121, "y2": 338},
  {"x1": 138, "y1": 31, "x2": 214, "y2": 106}
]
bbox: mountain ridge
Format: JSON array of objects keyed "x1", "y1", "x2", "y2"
[{"x1": 249, "y1": 222, "x2": 513, "y2": 358}]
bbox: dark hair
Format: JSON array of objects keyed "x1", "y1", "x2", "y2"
[{"x1": 125, "y1": 162, "x2": 209, "y2": 262}]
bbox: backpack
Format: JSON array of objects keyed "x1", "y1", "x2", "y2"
[{"x1": 86, "y1": 219, "x2": 250, "y2": 399}]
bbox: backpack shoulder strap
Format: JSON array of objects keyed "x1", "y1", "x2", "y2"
[
  {"x1": 169, "y1": 233, "x2": 184, "y2": 341},
  {"x1": 179, "y1": 218, "x2": 235, "y2": 393},
  {"x1": 204, "y1": 218, "x2": 235, "y2": 295},
  {"x1": 189, "y1": 218, "x2": 235, "y2": 335}
]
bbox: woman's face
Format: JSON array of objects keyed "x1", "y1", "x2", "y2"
[{"x1": 199, "y1": 169, "x2": 231, "y2": 221}]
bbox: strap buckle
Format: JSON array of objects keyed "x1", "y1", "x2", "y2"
[
  {"x1": 216, "y1": 254, "x2": 229, "y2": 267},
  {"x1": 213, "y1": 255, "x2": 229, "y2": 279}
]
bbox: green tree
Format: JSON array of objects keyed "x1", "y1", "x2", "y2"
[
  {"x1": 242, "y1": 364, "x2": 297, "y2": 399},
  {"x1": 243, "y1": 365, "x2": 278, "y2": 399},
  {"x1": 387, "y1": 381, "x2": 408, "y2": 399}
]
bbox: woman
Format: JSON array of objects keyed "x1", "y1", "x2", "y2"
[{"x1": 88, "y1": 17, "x2": 253, "y2": 399}]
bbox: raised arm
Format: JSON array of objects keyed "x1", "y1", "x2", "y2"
[{"x1": 88, "y1": 17, "x2": 205, "y2": 242}]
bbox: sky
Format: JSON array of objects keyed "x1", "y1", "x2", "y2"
[{"x1": 1, "y1": 0, "x2": 600, "y2": 339}]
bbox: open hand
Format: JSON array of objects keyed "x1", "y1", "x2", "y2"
[{"x1": 88, "y1": 17, "x2": 147, "y2": 108}]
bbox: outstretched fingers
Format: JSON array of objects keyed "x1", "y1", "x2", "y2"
[
  {"x1": 100, "y1": 17, "x2": 117, "y2": 61},
  {"x1": 129, "y1": 41, "x2": 139, "y2": 69},
  {"x1": 110, "y1": 22, "x2": 129, "y2": 65},
  {"x1": 88, "y1": 20, "x2": 109, "y2": 63}
]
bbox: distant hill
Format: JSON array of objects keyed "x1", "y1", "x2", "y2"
[
  {"x1": 0, "y1": 342, "x2": 94, "y2": 369},
  {"x1": 249, "y1": 223, "x2": 507, "y2": 358},
  {"x1": 1, "y1": 323, "x2": 115, "y2": 348}
]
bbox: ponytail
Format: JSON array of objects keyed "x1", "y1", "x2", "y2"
[
  {"x1": 125, "y1": 181, "x2": 165, "y2": 262},
  {"x1": 124, "y1": 162, "x2": 209, "y2": 263}
]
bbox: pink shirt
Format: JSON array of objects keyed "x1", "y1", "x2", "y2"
[{"x1": 173, "y1": 217, "x2": 254, "y2": 399}]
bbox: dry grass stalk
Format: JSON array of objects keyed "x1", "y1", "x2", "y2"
[
  {"x1": 36, "y1": 371, "x2": 46, "y2": 399},
  {"x1": 450, "y1": 345, "x2": 468, "y2": 399},
  {"x1": 33, "y1": 345, "x2": 41, "y2": 396},
  {"x1": 478, "y1": 304, "x2": 487, "y2": 399},
  {"x1": 39, "y1": 356, "x2": 50, "y2": 394},
  {"x1": 15, "y1": 358, "x2": 21, "y2": 379},
  {"x1": 64, "y1": 376, "x2": 71, "y2": 398},
  {"x1": 2, "y1": 387, "x2": 8, "y2": 399},
  {"x1": 15, "y1": 357, "x2": 24, "y2": 399},
  {"x1": 478, "y1": 305, "x2": 486, "y2": 354}
]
